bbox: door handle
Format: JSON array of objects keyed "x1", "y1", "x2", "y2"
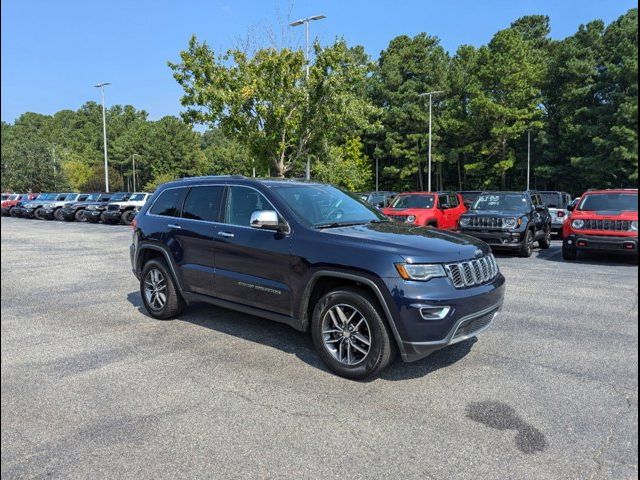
[
  {"x1": 217, "y1": 231, "x2": 235, "y2": 238},
  {"x1": 168, "y1": 223, "x2": 182, "y2": 230}
]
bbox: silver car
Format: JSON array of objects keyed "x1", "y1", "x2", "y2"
[{"x1": 539, "y1": 191, "x2": 573, "y2": 237}]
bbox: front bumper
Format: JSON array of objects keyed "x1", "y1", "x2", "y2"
[
  {"x1": 21, "y1": 208, "x2": 37, "y2": 218},
  {"x1": 39, "y1": 208, "x2": 57, "y2": 220},
  {"x1": 84, "y1": 210, "x2": 104, "y2": 222},
  {"x1": 565, "y1": 234, "x2": 638, "y2": 254},
  {"x1": 102, "y1": 211, "x2": 123, "y2": 224},
  {"x1": 59, "y1": 208, "x2": 78, "y2": 220},
  {"x1": 458, "y1": 229, "x2": 525, "y2": 249},
  {"x1": 384, "y1": 273, "x2": 506, "y2": 362}
]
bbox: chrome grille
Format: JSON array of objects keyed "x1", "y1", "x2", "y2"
[
  {"x1": 388, "y1": 214, "x2": 409, "y2": 223},
  {"x1": 583, "y1": 219, "x2": 631, "y2": 231},
  {"x1": 107, "y1": 204, "x2": 120, "y2": 212},
  {"x1": 445, "y1": 254, "x2": 499, "y2": 289}
]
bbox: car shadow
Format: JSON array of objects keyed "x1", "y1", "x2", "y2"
[
  {"x1": 535, "y1": 244, "x2": 637, "y2": 267},
  {"x1": 126, "y1": 291, "x2": 476, "y2": 381}
]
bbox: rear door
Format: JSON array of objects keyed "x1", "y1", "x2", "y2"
[
  {"x1": 213, "y1": 185, "x2": 292, "y2": 316},
  {"x1": 175, "y1": 185, "x2": 225, "y2": 296}
]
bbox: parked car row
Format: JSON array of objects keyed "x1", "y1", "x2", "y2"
[
  {"x1": 0, "y1": 191, "x2": 150, "y2": 225},
  {"x1": 362, "y1": 187, "x2": 637, "y2": 260}
]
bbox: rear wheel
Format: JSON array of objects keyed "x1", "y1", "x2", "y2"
[
  {"x1": 519, "y1": 229, "x2": 534, "y2": 258},
  {"x1": 75, "y1": 209, "x2": 87, "y2": 222},
  {"x1": 121, "y1": 210, "x2": 136, "y2": 225},
  {"x1": 311, "y1": 287, "x2": 395, "y2": 380},
  {"x1": 538, "y1": 226, "x2": 552, "y2": 249},
  {"x1": 140, "y1": 259, "x2": 185, "y2": 319}
]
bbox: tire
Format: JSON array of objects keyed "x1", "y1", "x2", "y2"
[
  {"x1": 519, "y1": 229, "x2": 534, "y2": 258},
  {"x1": 34, "y1": 208, "x2": 45, "y2": 220},
  {"x1": 53, "y1": 208, "x2": 64, "y2": 221},
  {"x1": 75, "y1": 209, "x2": 87, "y2": 222},
  {"x1": 85, "y1": 213, "x2": 100, "y2": 223},
  {"x1": 311, "y1": 287, "x2": 396, "y2": 380},
  {"x1": 9, "y1": 207, "x2": 18, "y2": 217},
  {"x1": 538, "y1": 226, "x2": 551, "y2": 249},
  {"x1": 100, "y1": 212, "x2": 108, "y2": 223},
  {"x1": 562, "y1": 243, "x2": 577, "y2": 261},
  {"x1": 140, "y1": 259, "x2": 185, "y2": 320},
  {"x1": 121, "y1": 210, "x2": 136, "y2": 225}
]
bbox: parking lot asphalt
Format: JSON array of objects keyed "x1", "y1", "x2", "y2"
[{"x1": 1, "y1": 217, "x2": 638, "y2": 479}]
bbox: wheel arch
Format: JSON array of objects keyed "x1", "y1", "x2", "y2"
[
  {"x1": 136, "y1": 244, "x2": 184, "y2": 291},
  {"x1": 299, "y1": 271, "x2": 404, "y2": 352}
]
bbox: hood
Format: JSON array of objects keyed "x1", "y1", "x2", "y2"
[
  {"x1": 571, "y1": 210, "x2": 638, "y2": 220},
  {"x1": 319, "y1": 222, "x2": 491, "y2": 264},
  {"x1": 462, "y1": 210, "x2": 527, "y2": 218}
]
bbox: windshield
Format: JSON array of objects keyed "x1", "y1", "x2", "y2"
[
  {"x1": 84, "y1": 194, "x2": 100, "y2": 202},
  {"x1": 540, "y1": 193, "x2": 561, "y2": 208},
  {"x1": 579, "y1": 193, "x2": 638, "y2": 212},
  {"x1": 130, "y1": 193, "x2": 147, "y2": 201},
  {"x1": 271, "y1": 184, "x2": 386, "y2": 227},
  {"x1": 38, "y1": 193, "x2": 56, "y2": 201},
  {"x1": 8, "y1": 194, "x2": 19, "y2": 200},
  {"x1": 460, "y1": 192, "x2": 482, "y2": 204},
  {"x1": 109, "y1": 193, "x2": 129, "y2": 202},
  {"x1": 390, "y1": 195, "x2": 435, "y2": 209},
  {"x1": 472, "y1": 193, "x2": 529, "y2": 211}
]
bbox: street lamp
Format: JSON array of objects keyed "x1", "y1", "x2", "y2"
[
  {"x1": 419, "y1": 91, "x2": 444, "y2": 191},
  {"x1": 94, "y1": 82, "x2": 111, "y2": 192},
  {"x1": 290, "y1": 14, "x2": 326, "y2": 180},
  {"x1": 527, "y1": 130, "x2": 531, "y2": 190}
]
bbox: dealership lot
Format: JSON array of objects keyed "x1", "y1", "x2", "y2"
[{"x1": 1, "y1": 217, "x2": 637, "y2": 479}]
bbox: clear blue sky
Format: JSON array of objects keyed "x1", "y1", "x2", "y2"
[{"x1": 1, "y1": 0, "x2": 636, "y2": 123}]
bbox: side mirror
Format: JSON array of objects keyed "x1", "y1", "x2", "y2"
[
  {"x1": 250, "y1": 210, "x2": 280, "y2": 230},
  {"x1": 567, "y1": 203, "x2": 576, "y2": 212}
]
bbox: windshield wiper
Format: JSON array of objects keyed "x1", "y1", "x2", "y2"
[{"x1": 314, "y1": 221, "x2": 369, "y2": 229}]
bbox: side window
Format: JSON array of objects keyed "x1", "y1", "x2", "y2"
[
  {"x1": 531, "y1": 194, "x2": 540, "y2": 207},
  {"x1": 149, "y1": 188, "x2": 187, "y2": 217},
  {"x1": 449, "y1": 194, "x2": 459, "y2": 208},
  {"x1": 224, "y1": 186, "x2": 274, "y2": 227},
  {"x1": 438, "y1": 195, "x2": 451, "y2": 209},
  {"x1": 182, "y1": 186, "x2": 224, "y2": 222}
]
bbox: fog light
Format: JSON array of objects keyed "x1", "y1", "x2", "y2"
[
  {"x1": 624, "y1": 242, "x2": 635, "y2": 250},
  {"x1": 414, "y1": 305, "x2": 451, "y2": 320},
  {"x1": 567, "y1": 240, "x2": 573, "y2": 245},
  {"x1": 577, "y1": 240, "x2": 587, "y2": 247}
]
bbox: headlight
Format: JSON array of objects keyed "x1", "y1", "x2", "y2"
[
  {"x1": 459, "y1": 217, "x2": 471, "y2": 227},
  {"x1": 631, "y1": 221, "x2": 638, "y2": 232},
  {"x1": 406, "y1": 215, "x2": 416, "y2": 224},
  {"x1": 502, "y1": 217, "x2": 518, "y2": 229},
  {"x1": 572, "y1": 220, "x2": 585, "y2": 229},
  {"x1": 395, "y1": 263, "x2": 446, "y2": 282},
  {"x1": 44, "y1": 203, "x2": 54, "y2": 208}
]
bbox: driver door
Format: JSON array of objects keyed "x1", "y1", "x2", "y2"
[{"x1": 213, "y1": 186, "x2": 292, "y2": 315}]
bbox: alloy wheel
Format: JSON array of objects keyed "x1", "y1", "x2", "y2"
[
  {"x1": 144, "y1": 268, "x2": 168, "y2": 311},
  {"x1": 321, "y1": 304, "x2": 372, "y2": 366}
]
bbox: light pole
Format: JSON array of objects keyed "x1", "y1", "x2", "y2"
[
  {"x1": 94, "y1": 82, "x2": 111, "y2": 192},
  {"x1": 527, "y1": 130, "x2": 531, "y2": 190},
  {"x1": 419, "y1": 91, "x2": 444, "y2": 191},
  {"x1": 290, "y1": 14, "x2": 326, "y2": 180},
  {"x1": 132, "y1": 154, "x2": 139, "y2": 192}
]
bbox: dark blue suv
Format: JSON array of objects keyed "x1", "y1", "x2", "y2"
[{"x1": 130, "y1": 176, "x2": 506, "y2": 379}]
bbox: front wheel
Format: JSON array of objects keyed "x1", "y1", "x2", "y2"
[
  {"x1": 54, "y1": 208, "x2": 64, "y2": 221},
  {"x1": 562, "y1": 243, "x2": 577, "y2": 261},
  {"x1": 121, "y1": 210, "x2": 136, "y2": 225},
  {"x1": 75, "y1": 209, "x2": 87, "y2": 222},
  {"x1": 311, "y1": 287, "x2": 395, "y2": 380},
  {"x1": 519, "y1": 229, "x2": 534, "y2": 257},
  {"x1": 9, "y1": 207, "x2": 18, "y2": 217},
  {"x1": 140, "y1": 259, "x2": 185, "y2": 319},
  {"x1": 34, "y1": 208, "x2": 46, "y2": 220}
]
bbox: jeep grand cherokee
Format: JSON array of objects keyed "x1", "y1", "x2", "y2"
[{"x1": 130, "y1": 176, "x2": 506, "y2": 379}]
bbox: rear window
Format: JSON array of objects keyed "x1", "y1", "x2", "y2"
[
  {"x1": 540, "y1": 193, "x2": 561, "y2": 208},
  {"x1": 149, "y1": 188, "x2": 188, "y2": 217},
  {"x1": 182, "y1": 186, "x2": 224, "y2": 222}
]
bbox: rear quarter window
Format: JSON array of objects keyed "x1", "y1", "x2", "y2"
[{"x1": 149, "y1": 188, "x2": 188, "y2": 217}]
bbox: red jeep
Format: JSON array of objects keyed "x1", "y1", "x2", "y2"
[
  {"x1": 563, "y1": 189, "x2": 638, "y2": 260},
  {"x1": 1, "y1": 193, "x2": 38, "y2": 216},
  {"x1": 382, "y1": 191, "x2": 467, "y2": 229}
]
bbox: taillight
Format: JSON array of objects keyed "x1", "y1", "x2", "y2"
[{"x1": 557, "y1": 211, "x2": 565, "y2": 218}]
